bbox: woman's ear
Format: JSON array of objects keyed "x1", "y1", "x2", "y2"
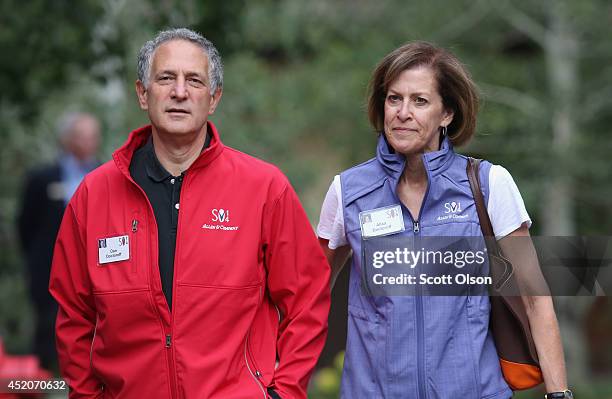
[{"x1": 442, "y1": 109, "x2": 454, "y2": 127}]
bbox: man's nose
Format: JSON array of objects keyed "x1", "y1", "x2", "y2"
[{"x1": 171, "y1": 77, "x2": 188, "y2": 100}]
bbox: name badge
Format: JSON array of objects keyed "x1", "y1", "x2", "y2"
[
  {"x1": 359, "y1": 205, "x2": 405, "y2": 239},
  {"x1": 98, "y1": 235, "x2": 130, "y2": 264}
]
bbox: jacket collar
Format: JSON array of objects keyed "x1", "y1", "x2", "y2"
[
  {"x1": 113, "y1": 121, "x2": 224, "y2": 178},
  {"x1": 375, "y1": 132, "x2": 455, "y2": 180}
]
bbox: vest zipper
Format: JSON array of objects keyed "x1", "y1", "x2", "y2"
[
  {"x1": 414, "y1": 163, "x2": 430, "y2": 399},
  {"x1": 398, "y1": 157, "x2": 430, "y2": 399},
  {"x1": 411, "y1": 215, "x2": 426, "y2": 399}
]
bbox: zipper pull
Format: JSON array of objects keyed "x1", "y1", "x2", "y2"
[
  {"x1": 413, "y1": 220, "x2": 420, "y2": 233},
  {"x1": 132, "y1": 219, "x2": 138, "y2": 233},
  {"x1": 255, "y1": 371, "x2": 262, "y2": 378},
  {"x1": 165, "y1": 334, "x2": 171, "y2": 348}
]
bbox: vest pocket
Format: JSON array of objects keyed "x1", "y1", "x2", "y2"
[{"x1": 344, "y1": 305, "x2": 383, "y2": 396}]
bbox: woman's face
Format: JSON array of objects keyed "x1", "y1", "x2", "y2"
[{"x1": 383, "y1": 66, "x2": 454, "y2": 157}]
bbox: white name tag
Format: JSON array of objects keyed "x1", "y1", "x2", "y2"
[
  {"x1": 98, "y1": 235, "x2": 130, "y2": 264},
  {"x1": 359, "y1": 205, "x2": 405, "y2": 239}
]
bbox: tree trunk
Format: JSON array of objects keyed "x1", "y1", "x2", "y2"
[{"x1": 541, "y1": 0, "x2": 577, "y2": 237}]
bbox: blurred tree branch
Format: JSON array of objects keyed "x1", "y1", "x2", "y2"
[{"x1": 479, "y1": 82, "x2": 545, "y2": 117}]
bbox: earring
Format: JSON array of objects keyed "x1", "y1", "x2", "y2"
[{"x1": 440, "y1": 126, "x2": 447, "y2": 136}]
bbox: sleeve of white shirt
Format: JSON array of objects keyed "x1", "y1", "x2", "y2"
[
  {"x1": 487, "y1": 165, "x2": 532, "y2": 239},
  {"x1": 317, "y1": 175, "x2": 348, "y2": 249}
]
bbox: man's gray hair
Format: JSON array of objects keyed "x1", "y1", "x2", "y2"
[
  {"x1": 137, "y1": 28, "x2": 223, "y2": 93},
  {"x1": 56, "y1": 112, "x2": 97, "y2": 141}
]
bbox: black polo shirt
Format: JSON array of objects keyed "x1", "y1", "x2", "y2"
[{"x1": 129, "y1": 134, "x2": 210, "y2": 310}]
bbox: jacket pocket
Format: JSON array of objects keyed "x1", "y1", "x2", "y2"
[{"x1": 130, "y1": 214, "x2": 139, "y2": 274}]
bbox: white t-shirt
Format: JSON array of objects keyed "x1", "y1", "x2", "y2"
[{"x1": 317, "y1": 165, "x2": 531, "y2": 249}]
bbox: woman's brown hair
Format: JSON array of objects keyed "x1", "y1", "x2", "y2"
[{"x1": 367, "y1": 41, "x2": 479, "y2": 147}]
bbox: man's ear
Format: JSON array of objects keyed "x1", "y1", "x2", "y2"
[
  {"x1": 208, "y1": 88, "x2": 223, "y2": 115},
  {"x1": 135, "y1": 80, "x2": 148, "y2": 110}
]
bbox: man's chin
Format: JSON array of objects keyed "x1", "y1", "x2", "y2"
[{"x1": 156, "y1": 122, "x2": 199, "y2": 137}]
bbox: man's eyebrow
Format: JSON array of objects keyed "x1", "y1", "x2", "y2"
[{"x1": 185, "y1": 71, "x2": 205, "y2": 78}]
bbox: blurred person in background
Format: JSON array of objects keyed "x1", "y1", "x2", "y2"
[
  {"x1": 49, "y1": 28, "x2": 330, "y2": 399},
  {"x1": 317, "y1": 42, "x2": 573, "y2": 398},
  {"x1": 17, "y1": 112, "x2": 101, "y2": 371}
]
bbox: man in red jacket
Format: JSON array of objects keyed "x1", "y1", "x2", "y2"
[{"x1": 49, "y1": 28, "x2": 330, "y2": 399}]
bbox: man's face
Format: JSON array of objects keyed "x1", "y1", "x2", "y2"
[
  {"x1": 136, "y1": 39, "x2": 222, "y2": 138},
  {"x1": 64, "y1": 116, "x2": 101, "y2": 161}
]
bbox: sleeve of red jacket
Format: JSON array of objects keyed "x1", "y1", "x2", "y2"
[
  {"x1": 49, "y1": 193, "x2": 102, "y2": 398},
  {"x1": 262, "y1": 178, "x2": 331, "y2": 399}
]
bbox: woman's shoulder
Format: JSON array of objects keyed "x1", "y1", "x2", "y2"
[{"x1": 488, "y1": 163, "x2": 518, "y2": 185}]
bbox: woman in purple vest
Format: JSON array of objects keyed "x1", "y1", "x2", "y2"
[{"x1": 317, "y1": 42, "x2": 572, "y2": 398}]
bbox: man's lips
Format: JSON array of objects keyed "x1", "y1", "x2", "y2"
[{"x1": 166, "y1": 108, "x2": 190, "y2": 114}]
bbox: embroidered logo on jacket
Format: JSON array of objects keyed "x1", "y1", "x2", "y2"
[
  {"x1": 211, "y1": 208, "x2": 230, "y2": 222},
  {"x1": 444, "y1": 201, "x2": 462, "y2": 214},
  {"x1": 436, "y1": 201, "x2": 468, "y2": 222},
  {"x1": 202, "y1": 208, "x2": 240, "y2": 231}
]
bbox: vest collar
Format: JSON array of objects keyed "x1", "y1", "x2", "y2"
[{"x1": 375, "y1": 133, "x2": 455, "y2": 179}]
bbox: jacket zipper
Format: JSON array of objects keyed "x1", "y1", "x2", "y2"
[
  {"x1": 165, "y1": 173, "x2": 188, "y2": 399},
  {"x1": 165, "y1": 333, "x2": 178, "y2": 398},
  {"x1": 131, "y1": 218, "x2": 138, "y2": 274},
  {"x1": 244, "y1": 336, "x2": 267, "y2": 399},
  {"x1": 121, "y1": 171, "x2": 177, "y2": 399},
  {"x1": 89, "y1": 318, "x2": 98, "y2": 369},
  {"x1": 244, "y1": 286, "x2": 266, "y2": 398}
]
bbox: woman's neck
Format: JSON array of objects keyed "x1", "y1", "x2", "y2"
[{"x1": 401, "y1": 153, "x2": 428, "y2": 187}]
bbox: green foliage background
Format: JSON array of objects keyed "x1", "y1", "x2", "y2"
[{"x1": 1, "y1": 0, "x2": 611, "y2": 397}]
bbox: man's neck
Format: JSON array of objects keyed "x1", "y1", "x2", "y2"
[{"x1": 151, "y1": 128, "x2": 207, "y2": 176}]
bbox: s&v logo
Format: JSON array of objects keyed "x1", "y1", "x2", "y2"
[
  {"x1": 212, "y1": 208, "x2": 230, "y2": 223},
  {"x1": 444, "y1": 201, "x2": 462, "y2": 214}
]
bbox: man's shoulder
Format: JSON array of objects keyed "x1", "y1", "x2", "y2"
[{"x1": 221, "y1": 146, "x2": 288, "y2": 182}]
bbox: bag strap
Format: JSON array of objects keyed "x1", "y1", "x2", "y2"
[
  {"x1": 467, "y1": 157, "x2": 541, "y2": 366},
  {"x1": 466, "y1": 157, "x2": 500, "y2": 257}
]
